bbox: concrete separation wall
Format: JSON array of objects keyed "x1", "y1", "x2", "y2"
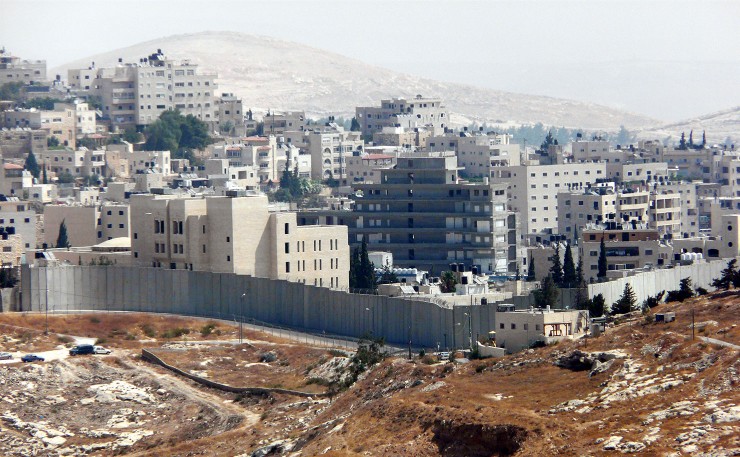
[
  {"x1": 19, "y1": 261, "x2": 727, "y2": 350},
  {"x1": 141, "y1": 349, "x2": 326, "y2": 398}
]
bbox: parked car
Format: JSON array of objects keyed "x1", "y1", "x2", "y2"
[
  {"x1": 69, "y1": 344, "x2": 95, "y2": 356},
  {"x1": 93, "y1": 346, "x2": 112, "y2": 355},
  {"x1": 21, "y1": 354, "x2": 44, "y2": 363},
  {"x1": 0, "y1": 352, "x2": 13, "y2": 360}
]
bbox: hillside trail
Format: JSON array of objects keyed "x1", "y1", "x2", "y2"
[{"x1": 124, "y1": 355, "x2": 261, "y2": 457}]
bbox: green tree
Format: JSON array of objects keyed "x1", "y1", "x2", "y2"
[
  {"x1": 143, "y1": 111, "x2": 211, "y2": 161},
  {"x1": 538, "y1": 130, "x2": 556, "y2": 153},
  {"x1": 350, "y1": 239, "x2": 376, "y2": 291},
  {"x1": 42, "y1": 163, "x2": 48, "y2": 184},
  {"x1": 642, "y1": 291, "x2": 665, "y2": 310},
  {"x1": 534, "y1": 275, "x2": 560, "y2": 309},
  {"x1": 616, "y1": 125, "x2": 633, "y2": 147},
  {"x1": 440, "y1": 271, "x2": 457, "y2": 293},
  {"x1": 666, "y1": 278, "x2": 694, "y2": 303},
  {"x1": 377, "y1": 263, "x2": 399, "y2": 285},
  {"x1": 220, "y1": 120, "x2": 234, "y2": 136},
  {"x1": 576, "y1": 254, "x2": 584, "y2": 286},
  {"x1": 589, "y1": 293, "x2": 607, "y2": 318},
  {"x1": 56, "y1": 219, "x2": 70, "y2": 248},
  {"x1": 688, "y1": 130, "x2": 694, "y2": 149},
  {"x1": 550, "y1": 243, "x2": 563, "y2": 286},
  {"x1": 350, "y1": 117, "x2": 361, "y2": 131},
  {"x1": 24, "y1": 151, "x2": 40, "y2": 179},
  {"x1": 678, "y1": 132, "x2": 687, "y2": 150},
  {"x1": 701, "y1": 130, "x2": 707, "y2": 149},
  {"x1": 77, "y1": 136, "x2": 97, "y2": 150},
  {"x1": 612, "y1": 283, "x2": 637, "y2": 315},
  {"x1": 24, "y1": 97, "x2": 65, "y2": 110},
  {"x1": 597, "y1": 237, "x2": 608, "y2": 280},
  {"x1": 57, "y1": 172, "x2": 75, "y2": 184},
  {"x1": 562, "y1": 242, "x2": 576, "y2": 288},
  {"x1": 0, "y1": 82, "x2": 25, "y2": 102},
  {"x1": 47, "y1": 136, "x2": 60, "y2": 148},
  {"x1": 526, "y1": 256, "x2": 535, "y2": 282},
  {"x1": 122, "y1": 127, "x2": 142, "y2": 144},
  {"x1": 711, "y1": 258, "x2": 738, "y2": 290},
  {"x1": 85, "y1": 95, "x2": 103, "y2": 110}
]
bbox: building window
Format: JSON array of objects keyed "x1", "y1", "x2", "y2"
[
  {"x1": 285, "y1": 242, "x2": 289, "y2": 254},
  {"x1": 202, "y1": 245, "x2": 206, "y2": 253},
  {"x1": 285, "y1": 262, "x2": 290, "y2": 273},
  {"x1": 511, "y1": 323, "x2": 516, "y2": 329},
  {"x1": 226, "y1": 236, "x2": 230, "y2": 242},
  {"x1": 284, "y1": 223, "x2": 289, "y2": 234},
  {"x1": 499, "y1": 323, "x2": 504, "y2": 329},
  {"x1": 226, "y1": 255, "x2": 231, "y2": 262}
]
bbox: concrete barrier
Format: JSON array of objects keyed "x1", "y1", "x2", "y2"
[{"x1": 20, "y1": 260, "x2": 727, "y2": 349}]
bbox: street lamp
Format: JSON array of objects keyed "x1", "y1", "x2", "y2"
[
  {"x1": 365, "y1": 307, "x2": 373, "y2": 336},
  {"x1": 240, "y1": 292, "x2": 247, "y2": 344}
]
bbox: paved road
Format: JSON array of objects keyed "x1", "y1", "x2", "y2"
[{"x1": 700, "y1": 336, "x2": 740, "y2": 350}]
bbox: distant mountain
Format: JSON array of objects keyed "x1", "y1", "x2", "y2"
[
  {"x1": 636, "y1": 106, "x2": 740, "y2": 144},
  {"x1": 53, "y1": 31, "x2": 660, "y2": 131}
]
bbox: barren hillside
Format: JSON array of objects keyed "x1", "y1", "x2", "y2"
[
  {"x1": 52, "y1": 31, "x2": 659, "y2": 131},
  {"x1": 637, "y1": 106, "x2": 740, "y2": 144}
]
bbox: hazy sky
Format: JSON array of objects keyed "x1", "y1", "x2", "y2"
[{"x1": 2, "y1": 0, "x2": 738, "y2": 121}]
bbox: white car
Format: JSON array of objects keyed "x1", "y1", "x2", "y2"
[
  {"x1": 0, "y1": 352, "x2": 12, "y2": 360},
  {"x1": 93, "y1": 346, "x2": 112, "y2": 355}
]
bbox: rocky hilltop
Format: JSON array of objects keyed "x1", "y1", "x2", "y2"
[{"x1": 53, "y1": 31, "x2": 659, "y2": 131}]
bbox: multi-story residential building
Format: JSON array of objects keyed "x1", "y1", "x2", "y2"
[
  {"x1": 263, "y1": 111, "x2": 306, "y2": 135},
  {"x1": 661, "y1": 181, "x2": 699, "y2": 237},
  {"x1": 307, "y1": 124, "x2": 363, "y2": 184},
  {"x1": 68, "y1": 50, "x2": 217, "y2": 131},
  {"x1": 103, "y1": 143, "x2": 171, "y2": 178},
  {"x1": 650, "y1": 190, "x2": 681, "y2": 237},
  {"x1": 356, "y1": 95, "x2": 448, "y2": 139},
  {"x1": 346, "y1": 152, "x2": 396, "y2": 184},
  {"x1": 0, "y1": 199, "x2": 41, "y2": 250},
  {"x1": 579, "y1": 227, "x2": 670, "y2": 280},
  {"x1": 43, "y1": 204, "x2": 130, "y2": 247},
  {"x1": 495, "y1": 162, "x2": 607, "y2": 238},
  {"x1": 74, "y1": 101, "x2": 97, "y2": 137},
  {"x1": 38, "y1": 149, "x2": 86, "y2": 176},
  {"x1": 130, "y1": 191, "x2": 349, "y2": 288},
  {"x1": 427, "y1": 131, "x2": 521, "y2": 178},
  {"x1": 372, "y1": 126, "x2": 431, "y2": 148},
  {"x1": 0, "y1": 48, "x2": 46, "y2": 85},
  {"x1": 214, "y1": 93, "x2": 244, "y2": 135},
  {"x1": 301, "y1": 152, "x2": 521, "y2": 274},
  {"x1": 2, "y1": 104, "x2": 76, "y2": 148},
  {"x1": 0, "y1": 127, "x2": 47, "y2": 159},
  {"x1": 209, "y1": 136, "x2": 294, "y2": 183},
  {"x1": 0, "y1": 163, "x2": 32, "y2": 197}
]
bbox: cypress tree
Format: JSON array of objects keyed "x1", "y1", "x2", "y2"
[
  {"x1": 24, "y1": 151, "x2": 40, "y2": 179},
  {"x1": 679, "y1": 132, "x2": 687, "y2": 150},
  {"x1": 612, "y1": 283, "x2": 637, "y2": 315},
  {"x1": 526, "y1": 255, "x2": 535, "y2": 281},
  {"x1": 534, "y1": 275, "x2": 560, "y2": 309},
  {"x1": 562, "y1": 242, "x2": 576, "y2": 288},
  {"x1": 590, "y1": 293, "x2": 607, "y2": 318},
  {"x1": 42, "y1": 163, "x2": 48, "y2": 184},
  {"x1": 56, "y1": 219, "x2": 70, "y2": 248},
  {"x1": 597, "y1": 237, "x2": 608, "y2": 280},
  {"x1": 550, "y1": 242, "x2": 563, "y2": 286},
  {"x1": 688, "y1": 130, "x2": 694, "y2": 149}
]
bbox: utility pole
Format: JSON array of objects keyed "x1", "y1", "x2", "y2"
[
  {"x1": 691, "y1": 308, "x2": 695, "y2": 341},
  {"x1": 240, "y1": 292, "x2": 247, "y2": 344}
]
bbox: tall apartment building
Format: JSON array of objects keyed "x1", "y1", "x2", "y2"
[
  {"x1": 346, "y1": 153, "x2": 397, "y2": 184},
  {"x1": 68, "y1": 50, "x2": 217, "y2": 131},
  {"x1": 307, "y1": 125, "x2": 364, "y2": 183},
  {"x1": 355, "y1": 95, "x2": 448, "y2": 139},
  {"x1": 495, "y1": 162, "x2": 607, "y2": 238},
  {"x1": 130, "y1": 192, "x2": 349, "y2": 288},
  {"x1": 210, "y1": 136, "x2": 296, "y2": 183},
  {"x1": 321, "y1": 152, "x2": 519, "y2": 274},
  {"x1": 0, "y1": 48, "x2": 46, "y2": 85},
  {"x1": 427, "y1": 131, "x2": 521, "y2": 178}
]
